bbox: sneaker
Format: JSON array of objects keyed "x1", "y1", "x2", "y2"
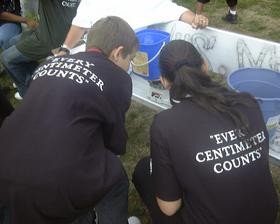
[
  {"x1": 128, "y1": 216, "x2": 141, "y2": 224},
  {"x1": 14, "y1": 92, "x2": 23, "y2": 100},
  {"x1": 222, "y1": 11, "x2": 238, "y2": 24},
  {"x1": 12, "y1": 83, "x2": 17, "y2": 89}
]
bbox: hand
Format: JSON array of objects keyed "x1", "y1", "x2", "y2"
[
  {"x1": 25, "y1": 19, "x2": 38, "y2": 29},
  {"x1": 191, "y1": 14, "x2": 209, "y2": 29},
  {"x1": 54, "y1": 50, "x2": 68, "y2": 57}
]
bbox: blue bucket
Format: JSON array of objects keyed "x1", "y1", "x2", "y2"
[
  {"x1": 227, "y1": 68, "x2": 280, "y2": 139},
  {"x1": 132, "y1": 29, "x2": 170, "y2": 80}
]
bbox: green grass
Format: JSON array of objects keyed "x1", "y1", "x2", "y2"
[
  {"x1": 122, "y1": 103, "x2": 156, "y2": 224},
  {"x1": 177, "y1": 0, "x2": 280, "y2": 42},
  {"x1": 1, "y1": 1, "x2": 280, "y2": 223}
]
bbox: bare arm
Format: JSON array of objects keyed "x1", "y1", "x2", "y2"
[
  {"x1": 55, "y1": 25, "x2": 88, "y2": 56},
  {"x1": 179, "y1": 10, "x2": 208, "y2": 29},
  {"x1": 156, "y1": 197, "x2": 182, "y2": 216},
  {"x1": 63, "y1": 25, "x2": 88, "y2": 49},
  {"x1": 0, "y1": 12, "x2": 38, "y2": 28}
]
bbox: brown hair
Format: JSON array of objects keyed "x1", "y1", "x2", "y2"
[{"x1": 86, "y1": 16, "x2": 138, "y2": 58}]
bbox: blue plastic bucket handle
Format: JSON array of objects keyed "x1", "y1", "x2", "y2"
[
  {"x1": 131, "y1": 41, "x2": 166, "y2": 67},
  {"x1": 133, "y1": 29, "x2": 170, "y2": 80}
]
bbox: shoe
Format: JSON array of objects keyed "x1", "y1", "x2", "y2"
[
  {"x1": 128, "y1": 216, "x2": 141, "y2": 224},
  {"x1": 12, "y1": 83, "x2": 17, "y2": 89},
  {"x1": 222, "y1": 11, "x2": 238, "y2": 24},
  {"x1": 14, "y1": 92, "x2": 23, "y2": 100}
]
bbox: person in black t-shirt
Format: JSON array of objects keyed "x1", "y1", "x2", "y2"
[
  {"x1": 132, "y1": 40, "x2": 278, "y2": 224},
  {"x1": 0, "y1": 16, "x2": 138, "y2": 224}
]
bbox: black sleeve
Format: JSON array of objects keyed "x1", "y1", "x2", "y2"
[
  {"x1": 151, "y1": 117, "x2": 182, "y2": 201},
  {"x1": 102, "y1": 77, "x2": 132, "y2": 155}
]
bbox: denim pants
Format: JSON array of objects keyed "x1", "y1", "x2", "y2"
[
  {"x1": 73, "y1": 171, "x2": 129, "y2": 224},
  {"x1": 94, "y1": 172, "x2": 129, "y2": 224},
  {"x1": 0, "y1": 22, "x2": 22, "y2": 50},
  {"x1": 1, "y1": 44, "x2": 39, "y2": 97}
]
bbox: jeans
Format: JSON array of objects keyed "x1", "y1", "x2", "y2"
[
  {"x1": 0, "y1": 22, "x2": 22, "y2": 50},
  {"x1": 1, "y1": 45, "x2": 39, "y2": 97},
  {"x1": 132, "y1": 157, "x2": 182, "y2": 224},
  {"x1": 73, "y1": 172, "x2": 129, "y2": 224},
  {"x1": 94, "y1": 172, "x2": 129, "y2": 224}
]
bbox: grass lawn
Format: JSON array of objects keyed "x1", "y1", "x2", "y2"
[{"x1": 0, "y1": 1, "x2": 279, "y2": 223}]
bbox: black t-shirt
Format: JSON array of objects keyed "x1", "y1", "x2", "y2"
[
  {"x1": 0, "y1": 0, "x2": 21, "y2": 15},
  {"x1": 0, "y1": 51, "x2": 132, "y2": 223},
  {"x1": 16, "y1": 0, "x2": 80, "y2": 59},
  {"x1": 151, "y1": 96, "x2": 278, "y2": 224}
]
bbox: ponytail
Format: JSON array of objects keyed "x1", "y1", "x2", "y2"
[
  {"x1": 171, "y1": 64, "x2": 254, "y2": 131},
  {"x1": 159, "y1": 40, "x2": 256, "y2": 132}
]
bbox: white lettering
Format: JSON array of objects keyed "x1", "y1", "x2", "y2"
[
  {"x1": 196, "y1": 129, "x2": 267, "y2": 174},
  {"x1": 61, "y1": 63, "x2": 74, "y2": 70},
  {"x1": 47, "y1": 69, "x2": 58, "y2": 77},
  {"x1": 213, "y1": 134, "x2": 223, "y2": 144},
  {"x1": 89, "y1": 73, "x2": 98, "y2": 82},
  {"x1": 196, "y1": 152, "x2": 205, "y2": 162},
  {"x1": 205, "y1": 150, "x2": 214, "y2": 161},
  {"x1": 96, "y1": 79, "x2": 104, "y2": 91},
  {"x1": 73, "y1": 65, "x2": 82, "y2": 72},
  {"x1": 214, "y1": 163, "x2": 223, "y2": 174},
  {"x1": 56, "y1": 70, "x2": 69, "y2": 78}
]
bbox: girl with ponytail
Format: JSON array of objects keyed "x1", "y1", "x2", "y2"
[
  {"x1": 133, "y1": 40, "x2": 278, "y2": 224},
  {"x1": 159, "y1": 39, "x2": 254, "y2": 132}
]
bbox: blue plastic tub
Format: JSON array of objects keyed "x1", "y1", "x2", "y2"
[
  {"x1": 227, "y1": 68, "x2": 280, "y2": 138},
  {"x1": 132, "y1": 29, "x2": 170, "y2": 80}
]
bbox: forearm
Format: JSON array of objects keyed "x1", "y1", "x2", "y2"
[
  {"x1": 179, "y1": 10, "x2": 196, "y2": 25},
  {"x1": 0, "y1": 12, "x2": 28, "y2": 24},
  {"x1": 179, "y1": 10, "x2": 208, "y2": 29},
  {"x1": 156, "y1": 197, "x2": 182, "y2": 216},
  {"x1": 63, "y1": 25, "x2": 88, "y2": 49},
  {"x1": 0, "y1": 12, "x2": 38, "y2": 28}
]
